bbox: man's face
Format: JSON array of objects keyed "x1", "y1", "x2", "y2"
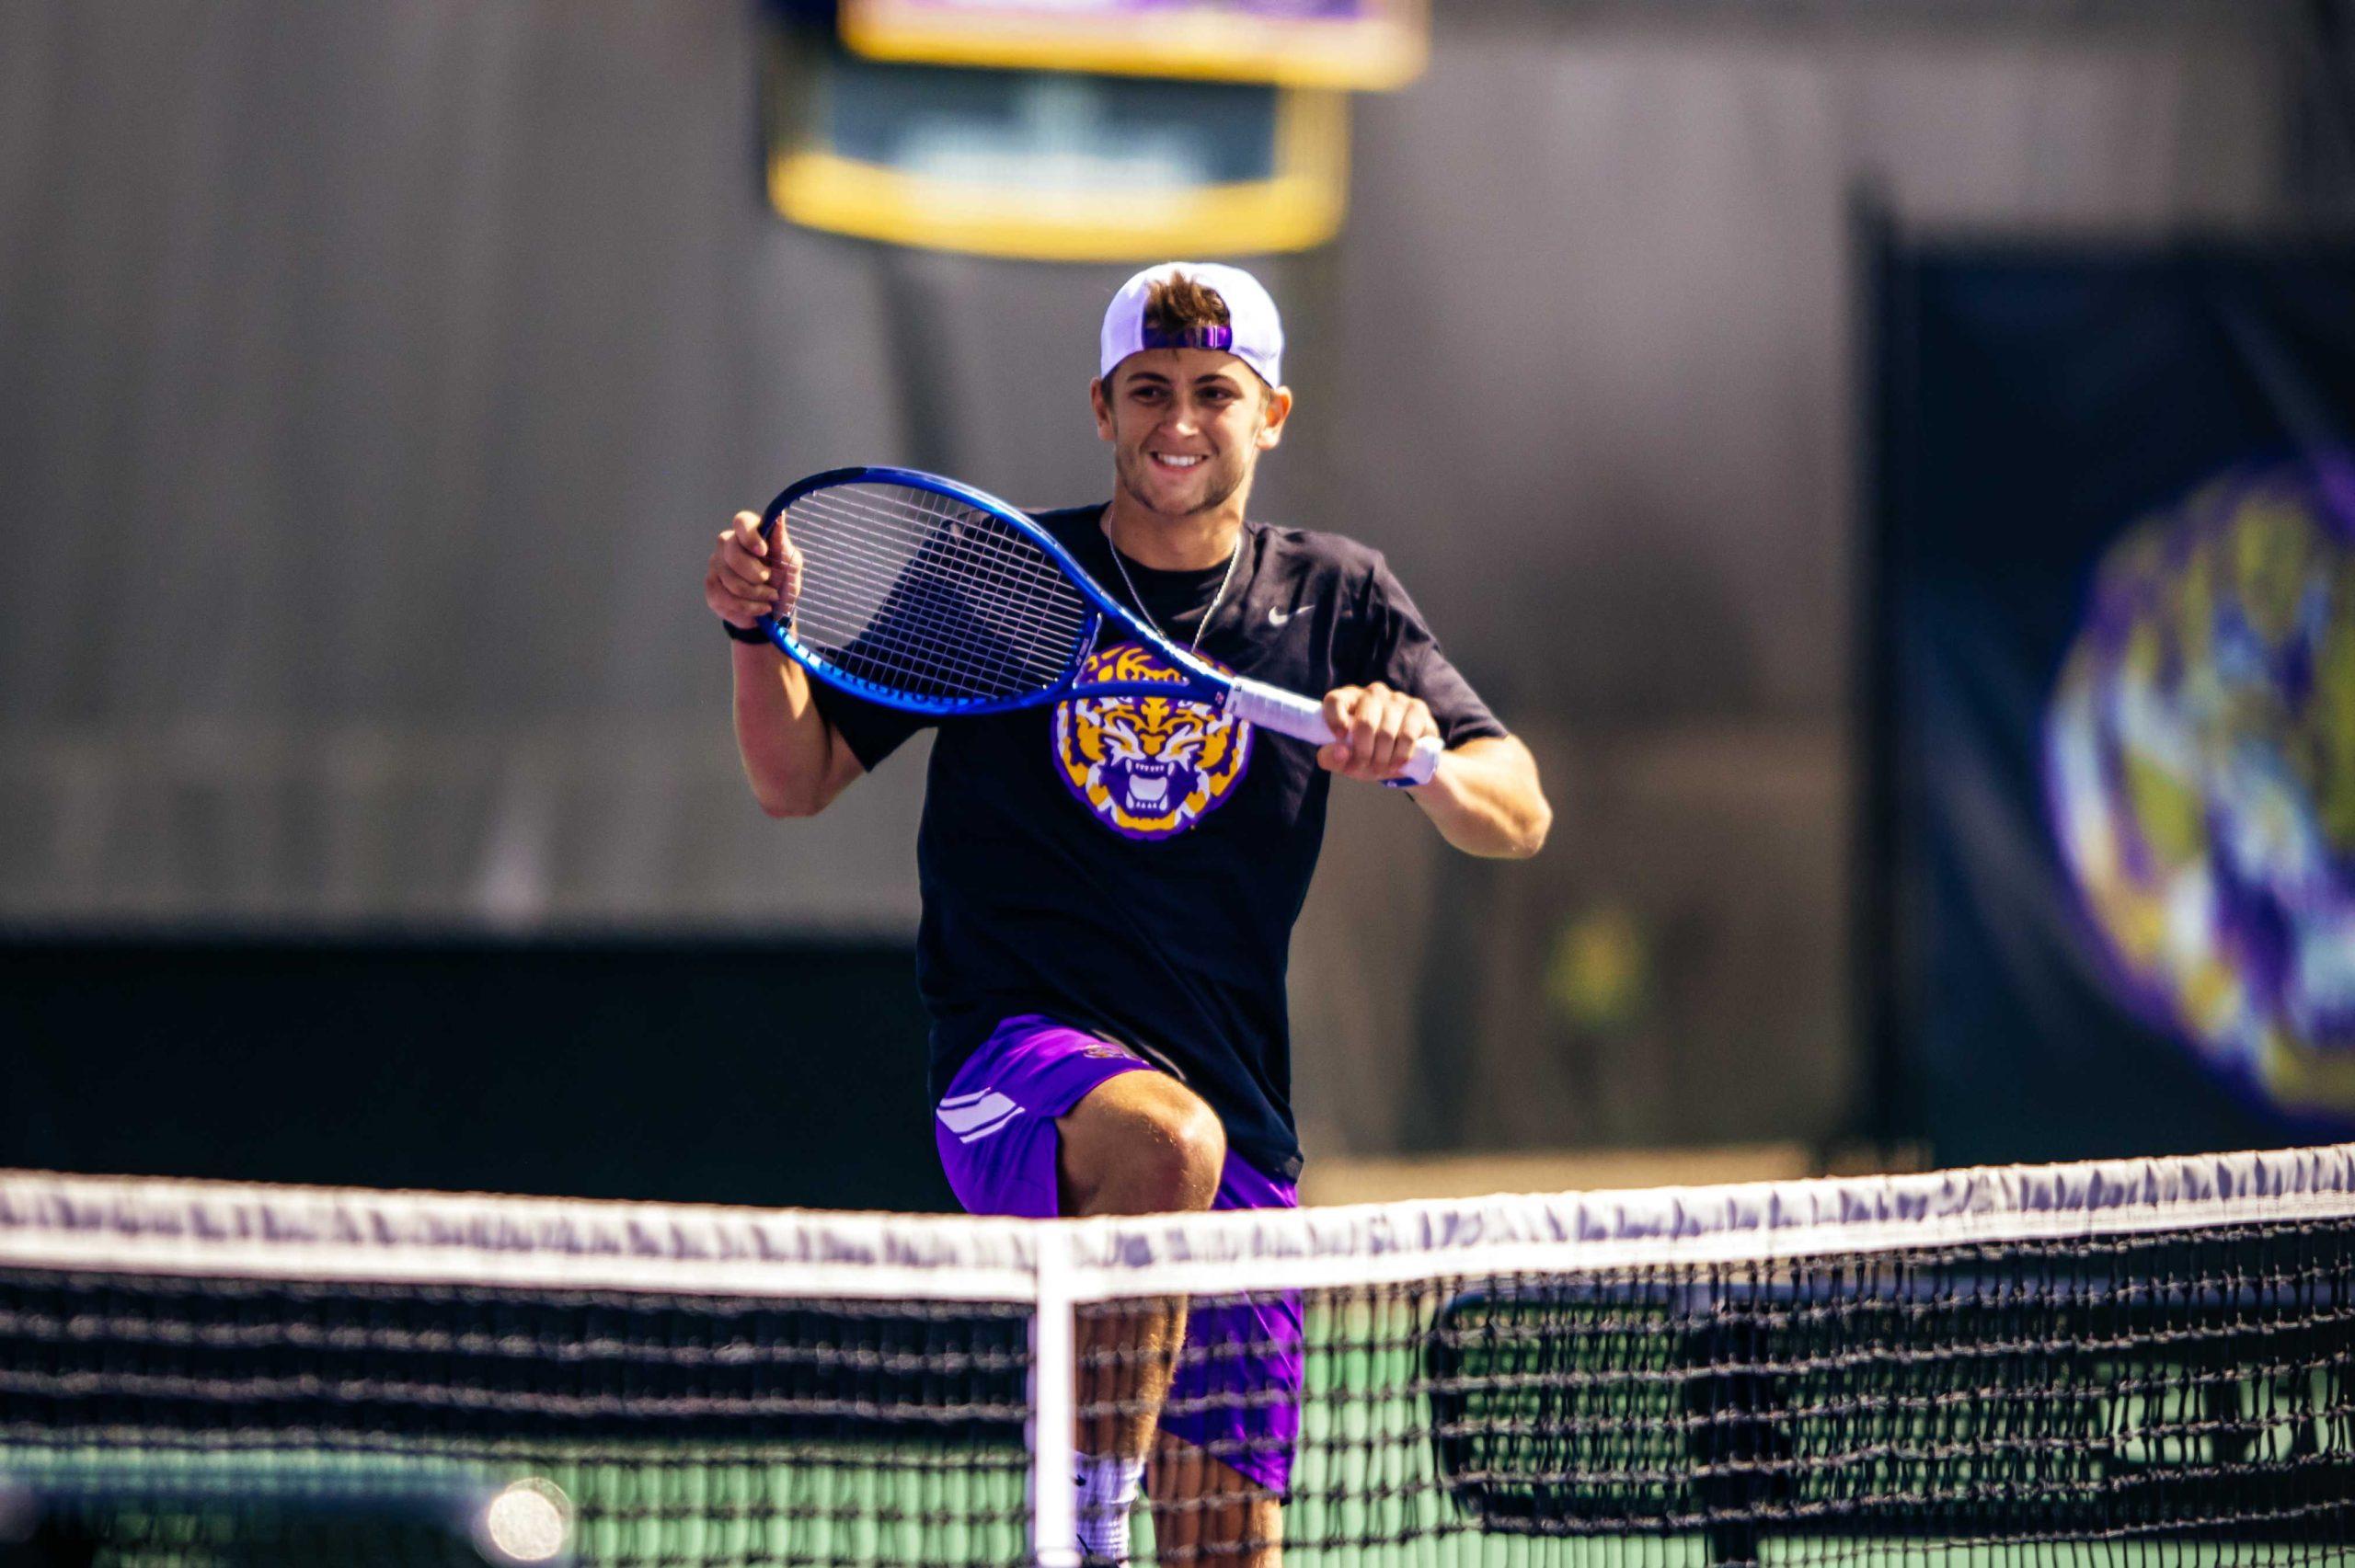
[{"x1": 1091, "y1": 349, "x2": 1292, "y2": 521}]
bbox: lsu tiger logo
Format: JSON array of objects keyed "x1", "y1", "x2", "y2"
[{"x1": 1053, "y1": 642, "x2": 1253, "y2": 840}]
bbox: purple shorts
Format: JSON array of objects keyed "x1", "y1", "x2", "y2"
[{"x1": 935, "y1": 1013, "x2": 1304, "y2": 1495}]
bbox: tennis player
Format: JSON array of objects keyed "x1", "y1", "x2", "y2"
[{"x1": 705, "y1": 263, "x2": 1550, "y2": 1566}]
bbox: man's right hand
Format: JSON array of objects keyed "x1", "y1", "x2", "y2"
[{"x1": 706, "y1": 510, "x2": 802, "y2": 630}]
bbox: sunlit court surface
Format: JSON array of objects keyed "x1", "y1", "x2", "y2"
[{"x1": 6, "y1": 1, "x2": 2355, "y2": 1566}]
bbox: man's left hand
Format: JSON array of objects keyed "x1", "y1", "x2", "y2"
[{"x1": 1317, "y1": 682, "x2": 1440, "y2": 784}]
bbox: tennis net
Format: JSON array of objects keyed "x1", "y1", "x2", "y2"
[{"x1": 1, "y1": 1144, "x2": 2350, "y2": 1567}]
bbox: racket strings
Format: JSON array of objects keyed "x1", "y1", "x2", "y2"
[
  {"x1": 786, "y1": 532, "x2": 1022, "y2": 692},
  {"x1": 795, "y1": 488, "x2": 1086, "y2": 652},
  {"x1": 781, "y1": 484, "x2": 1092, "y2": 703},
  {"x1": 814, "y1": 490, "x2": 1079, "y2": 624},
  {"x1": 789, "y1": 492, "x2": 1082, "y2": 692}
]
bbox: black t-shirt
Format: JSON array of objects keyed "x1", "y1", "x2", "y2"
[{"x1": 811, "y1": 503, "x2": 1506, "y2": 1182}]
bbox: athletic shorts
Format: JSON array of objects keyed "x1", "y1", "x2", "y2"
[{"x1": 934, "y1": 1013, "x2": 1304, "y2": 1495}]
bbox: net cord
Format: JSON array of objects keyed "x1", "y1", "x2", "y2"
[
  {"x1": 1062, "y1": 1157, "x2": 2355, "y2": 1299},
  {"x1": 5, "y1": 1142, "x2": 2355, "y2": 1303},
  {"x1": 0, "y1": 1174, "x2": 1041, "y2": 1301}
]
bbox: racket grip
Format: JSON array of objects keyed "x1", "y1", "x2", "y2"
[{"x1": 1225, "y1": 682, "x2": 1443, "y2": 786}]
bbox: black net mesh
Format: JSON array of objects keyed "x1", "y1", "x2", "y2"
[
  {"x1": 0, "y1": 1272, "x2": 1033, "y2": 1567},
  {"x1": 1, "y1": 1176, "x2": 2350, "y2": 1567},
  {"x1": 1069, "y1": 1219, "x2": 2355, "y2": 1566}
]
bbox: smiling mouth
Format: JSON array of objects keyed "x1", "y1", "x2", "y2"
[{"x1": 1150, "y1": 453, "x2": 1207, "y2": 471}]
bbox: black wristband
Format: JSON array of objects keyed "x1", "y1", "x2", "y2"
[{"x1": 721, "y1": 620, "x2": 773, "y2": 646}]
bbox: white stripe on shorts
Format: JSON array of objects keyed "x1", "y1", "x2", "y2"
[{"x1": 936, "y1": 1090, "x2": 1021, "y2": 1139}]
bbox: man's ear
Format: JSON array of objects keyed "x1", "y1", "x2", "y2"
[
  {"x1": 1090, "y1": 377, "x2": 1115, "y2": 442},
  {"x1": 1256, "y1": 385, "x2": 1295, "y2": 452}
]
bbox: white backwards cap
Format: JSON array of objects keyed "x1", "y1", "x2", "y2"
[{"x1": 1099, "y1": 261, "x2": 1284, "y2": 388}]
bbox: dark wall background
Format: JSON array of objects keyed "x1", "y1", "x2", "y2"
[
  {"x1": 2, "y1": 939, "x2": 953, "y2": 1209},
  {"x1": 3, "y1": 1, "x2": 2339, "y2": 1185}
]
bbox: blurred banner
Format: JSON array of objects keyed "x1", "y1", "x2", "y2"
[
  {"x1": 1873, "y1": 238, "x2": 2355, "y2": 1165},
  {"x1": 839, "y1": 0, "x2": 1427, "y2": 88},
  {"x1": 764, "y1": 40, "x2": 1348, "y2": 259}
]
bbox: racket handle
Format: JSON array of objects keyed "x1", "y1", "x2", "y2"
[
  {"x1": 1399, "y1": 735, "x2": 1444, "y2": 786},
  {"x1": 1225, "y1": 681, "x2": 1443, "y2": 786}
]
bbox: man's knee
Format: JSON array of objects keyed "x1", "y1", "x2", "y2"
[
  {"x1": 1060, "y1": 1073, "x2": 1225, "y2": 1216},
  {"x1": 1133, "y1": 1096, "x2": 1224, "y2": 1208}
]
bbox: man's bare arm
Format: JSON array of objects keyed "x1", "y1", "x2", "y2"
[
  {"x1": 1319, "y1": 685, "x2": 1550, "y2": 858},
  {"x1": 1407, "y1": 734, "x2": 1550, "y2": 859},
  {"x1": 707, "y1": 510, "x2": 866, "y2": 818}
]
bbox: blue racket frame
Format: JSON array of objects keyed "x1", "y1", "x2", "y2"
[{"x1": 754, "y1": 464, "x2": 1258, "y2": 716}]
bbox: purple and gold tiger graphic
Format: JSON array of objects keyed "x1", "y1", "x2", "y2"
[{"x1": 1053, "y1": 642, "x2": 1254, "y2": 840}]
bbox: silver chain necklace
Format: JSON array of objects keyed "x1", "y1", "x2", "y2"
[{"x1": 1107, "y1": 527, "x2": 1243, "y2": 654}]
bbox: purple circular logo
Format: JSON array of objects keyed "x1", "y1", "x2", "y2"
[
  {"x1": 2044, "y1": 460, "x2": 2355, "y2": 1123},
  {"x1": 1051, "y1": 642, "x2": 1254, "y2": 841}
]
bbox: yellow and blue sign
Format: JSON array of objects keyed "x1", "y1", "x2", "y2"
[
  {"x1": 764, "y1": 38, "x2": 1348, "y2": 259},
  {"x1": 839, "y1": 0, "x2": 1427, "y2": 91}
]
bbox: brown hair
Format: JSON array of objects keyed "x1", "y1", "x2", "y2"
[{"x1": 1143, "y1": 272, "x2": 1231, "y2": 337}]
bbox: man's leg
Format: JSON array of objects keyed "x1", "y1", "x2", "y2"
[
  {"x1": 932, "y1": 1017, "x2": 1281, "y2": 1563},
  {"x1": 1057, "y1": 1070, "x2": 1226, "y2": 1561},
  {"x1": 1145, "y1": 1435, "x2": 1281, "y2": 1568},
  {"x1": 1144, "y1": 1156, "x2": 1303, "y2": 1568}
]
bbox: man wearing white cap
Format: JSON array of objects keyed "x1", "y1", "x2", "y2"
[{"x1": 705, "y1": 263, "x2": 1550, "y2": 1564}]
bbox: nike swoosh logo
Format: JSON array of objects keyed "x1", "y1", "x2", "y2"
[{"x1": 1268, "y1": 603, "x2": 1315, "y2": 626}]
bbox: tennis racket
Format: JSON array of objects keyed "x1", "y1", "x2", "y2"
[{"x1": 753, "y1": 465, "x2": 1443, "y2": 785}]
